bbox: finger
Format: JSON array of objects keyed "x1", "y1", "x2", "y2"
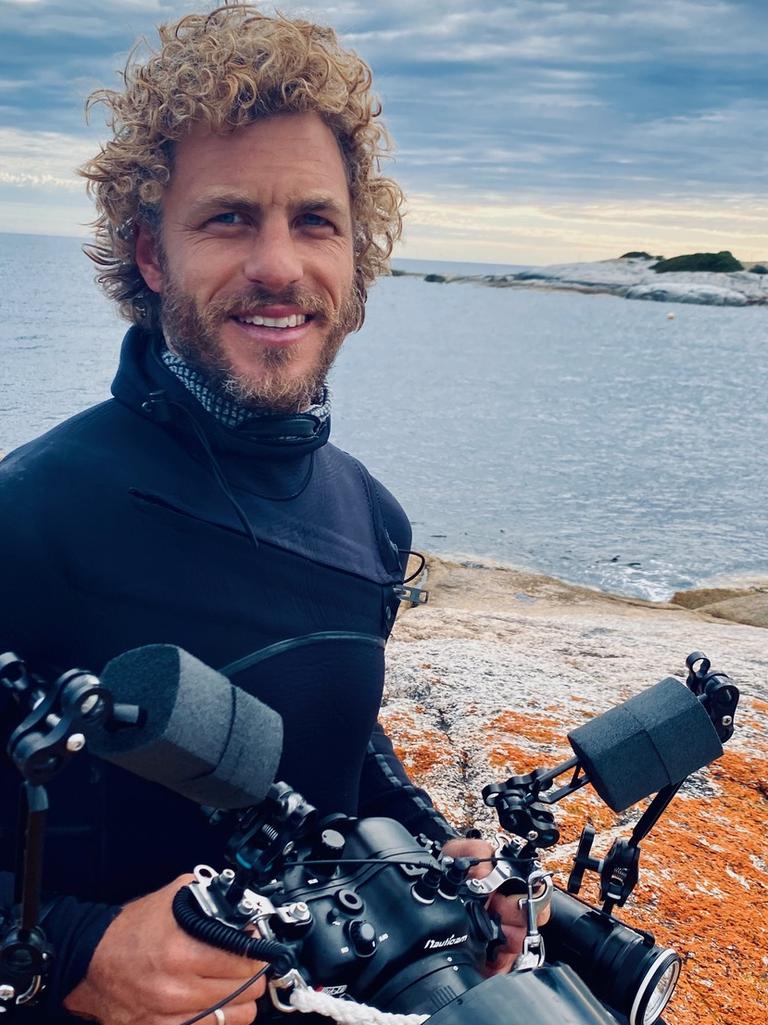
[
  {"x1": 194, "y1": 951, "x2": 268, "y2": 984},
  {"x1": 191, "y1": 970, "x2": 268, "y2": 1006},
  {"x1": 184, "y1": 942, "x2": 270, "y2": 980},
  {"x1": 499, "y1": 922, "x2": 527, "y2": 954},
  {"x1": 199, "y1": 1001, "x2": 258, "y2": 1025},
  {"x1": 441, "y1": 838, "x2": 494, "y2": 858},
  {"x1": 483, "y1": 948, "x2": 517, "y2": 976},
  {"x1": 487, "y1": 892, "x2": 552, "y2": 929},
  {"x1": 151, "y1": 971, "x2": 266, "y2": 1017},
  {"x1": 489, "y1": 902, "x2": 525, "y2": 929},
  {"x1": 165, "y1": 1004, "x2": 256, "y2": 1025},
  {"x1": 487, "y1": 891, "x2": 527, "y2": 928},
  {"x1": 216, "y1": 974, "x2": 267, "y2": 1007}
]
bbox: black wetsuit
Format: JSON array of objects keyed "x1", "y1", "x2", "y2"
[{"x1": 0, "y1": 327, "x2": 451, "y2": 1020}]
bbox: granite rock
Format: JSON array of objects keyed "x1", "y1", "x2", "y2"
[
  {"x1": 673, "y1": 585, "x2": 768, "y2": 629},
  {"x1": 384, "y1": 557, "x2": 768, "y2": 1025}
]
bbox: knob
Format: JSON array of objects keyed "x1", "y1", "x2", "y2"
[
  {"x1": 312, "y1": 829, "x2": 346, "y2": 877},
  {"x1": 347, "y1": 919, "x2": 377, "y2": 957}
]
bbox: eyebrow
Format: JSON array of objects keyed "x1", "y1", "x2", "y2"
[{"x1": 189, "y1": 192, "x2": 350, "y2": 221}]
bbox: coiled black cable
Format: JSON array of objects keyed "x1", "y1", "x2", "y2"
[{"x1": 172, "y1": 885, "x2": 296, "y2": 977}]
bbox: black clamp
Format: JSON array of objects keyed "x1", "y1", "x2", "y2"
[
  {"x1": 225, "y1": 783, "x2": 318, "y2": 885},
  {"x1": 685, "y1": 652, "x2": 739, "y2": 743},
  {"x1": 483, "y1": 770, "x2": 561, "y2": 864},
  {"x1": 568, "y1": 826, "x2": 639, "y2": 909}
]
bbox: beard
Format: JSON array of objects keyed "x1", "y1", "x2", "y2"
[{"x1": 159, "y1": 279, "x2": 361, "y2": 414}]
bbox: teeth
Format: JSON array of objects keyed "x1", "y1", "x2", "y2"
[{"x1": 238, "y1": 313, "x2": 307, "y2": 328}]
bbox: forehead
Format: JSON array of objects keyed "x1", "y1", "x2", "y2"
[{"x1": 167, "y1": 111, "x2": 352, "y2": 213}]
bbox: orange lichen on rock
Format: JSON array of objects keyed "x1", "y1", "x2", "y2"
[
  {"x1": 485, "y1": 709, "x2": 572, "y2": 771},
  {"x1": 378, "y1": 708, "x2": 454, "y2": 778},
  {"x1": 383, "y1": 557, "x2": 768, "y2": 1025},
  {"x1": 485, "y1": 733, "x2": 542, "y2": 773},
  {"x1": 620, "y1": 773, "x2": 767, "y2": 1025},
  {"x1": 487, "y1": 709, "x2": 565, "y2": 748},
  {"x1": 709, "y1": 746, "x2": 768, "y2": 795}
]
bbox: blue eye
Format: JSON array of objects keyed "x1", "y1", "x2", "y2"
[
  {"x1": 211, "y1": 212, "x2": 243, "y2": 225},
  {"x1": 301, "y1": 212, "x2": 331, "y2": 228}
]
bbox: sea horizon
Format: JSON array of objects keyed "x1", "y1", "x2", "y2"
[{"x1": 0, "y1": 229, "x2": 538, "y2": 274}]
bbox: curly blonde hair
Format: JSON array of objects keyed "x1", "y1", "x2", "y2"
[{"x1": 81, "y1": 3, "x2": 404, "y2": 328}]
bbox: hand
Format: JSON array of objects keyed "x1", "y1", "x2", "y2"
[
  {"x1": 440, "y1": 838, "x2": 551, "y2": 975},
  {"x1": 63, "y1": 874, "x2": 267, "y2": 1025}
]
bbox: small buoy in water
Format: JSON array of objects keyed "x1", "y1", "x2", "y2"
[{"x1": 667, "y1": 312, "x2": 676, "y2": 320}]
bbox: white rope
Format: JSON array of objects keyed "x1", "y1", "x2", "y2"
[{"x1": 289, "y1": 985, "x2": 429, "y2": 1025}]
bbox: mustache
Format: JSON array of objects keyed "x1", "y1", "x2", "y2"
[{"x1": 207, "y1": 286, "x2": 334, "y2": 321}]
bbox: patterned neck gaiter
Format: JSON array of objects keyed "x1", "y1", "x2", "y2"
[{"x1": 160, "y1": 346, "x2": 331, "y2": 430}]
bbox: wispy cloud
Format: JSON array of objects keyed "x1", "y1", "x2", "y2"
[
  {"x1": 1, "y1": 0, "x2": 767, "y2": 260},
  {"x1": 403, "y1": 190, "x2": 768, "y2": 263},
  {"x1": 0, "y1": 171, "x2": 82, "y2": 189},
  {"x1": 0, "y1": 126, "x2": 95, "y2": 187}
]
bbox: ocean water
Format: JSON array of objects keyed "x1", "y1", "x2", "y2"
[{"x1": 2, "y1": 232, "x2": 767, "y2": 600}]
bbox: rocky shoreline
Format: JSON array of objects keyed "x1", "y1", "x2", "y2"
[
  {"x1": 399, "y1": 256, "x2": 768, "y2": 307},
  {"x1": 384, "y1": 556, "x2": 767, "y2": 1025}
]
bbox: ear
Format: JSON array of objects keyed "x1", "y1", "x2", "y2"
[{"x1": 135, "y1": 222, "x2": 165, "y2": 293}]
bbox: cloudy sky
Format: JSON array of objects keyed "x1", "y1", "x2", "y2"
[{"x1": 1, "y1": 0, "x2": 767, "y2": 264}]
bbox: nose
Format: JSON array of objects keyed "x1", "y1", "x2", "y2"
[{"x1": 242, "y1": 215, "x2": 302, "y2": 292}]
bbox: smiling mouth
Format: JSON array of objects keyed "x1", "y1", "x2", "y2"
[{"x1": 235, "y1": 313, "x2": 312, "y2": 329}]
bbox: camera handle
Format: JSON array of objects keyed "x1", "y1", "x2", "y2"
[
  {"x1": 0, "y1": 782, "x2": 53, "y2": 1011},
  {"x1": 568, "y1": 791, "x2": 677, "y2": 914},
  {"x1": 0, "y1": 653, "x2": 141, "y2": 1011}
]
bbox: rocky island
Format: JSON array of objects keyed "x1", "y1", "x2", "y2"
[{"x1": 405, "y1": 252, "x2": 768, "y2": 307}]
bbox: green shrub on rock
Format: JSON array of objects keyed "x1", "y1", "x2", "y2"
[
  {"x1": 619, "y1": 251, "x2": 654, "y2": 259},
  {"x1": 653, "y1": 251, "x2": 743, "y2": 273},
  {"x1": 750, "y1": 264, "x2": 768, "y2": 275}
]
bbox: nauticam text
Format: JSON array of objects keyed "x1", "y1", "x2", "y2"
[{"x1": 423, "y1": 934, "x2": 468, "y2": 950}]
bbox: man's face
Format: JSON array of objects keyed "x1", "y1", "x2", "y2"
[{"x1": 135, "y1": 112, "x2": 357, "y2": 412}]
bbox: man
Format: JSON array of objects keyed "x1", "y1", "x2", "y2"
[{"x1": 0, "y1": 7, "x2": 543, "y2": 1023}]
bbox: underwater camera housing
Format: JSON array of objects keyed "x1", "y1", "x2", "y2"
[{"x1": 170, "y1": 652, "x2": 738, "y2": 1025}]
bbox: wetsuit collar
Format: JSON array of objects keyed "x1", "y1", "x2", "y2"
[{"x1": 111, "y1": 326, "x2": 331, "y2": 460}]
